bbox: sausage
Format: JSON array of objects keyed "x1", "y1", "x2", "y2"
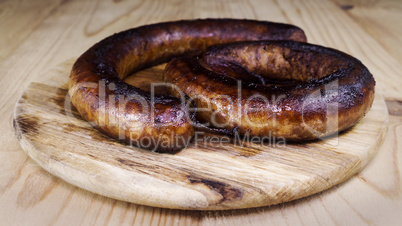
[
  {"x1": 69, "y1": 19, "x2": 307, "y2": 153},
  {"x1": 163, "y1": 41, "x2": 375, "y2": 141}
]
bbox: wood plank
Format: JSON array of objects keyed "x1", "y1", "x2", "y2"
[
  {"x1": 0, "y1": 0, "x2": 401, "y2": 224},
  {"x1": 331, "y1": 0, "x2": 402, "y2": 63}
]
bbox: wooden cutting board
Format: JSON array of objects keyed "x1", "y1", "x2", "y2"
[{"x1": 13, "y1": 59, "x2": 388, "y2": 210}]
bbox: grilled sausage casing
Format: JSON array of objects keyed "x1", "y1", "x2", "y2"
[
  {"x1": 69, "y1": 19, "x2": 307, "y2": 153},
  {"x1": 163, "y1": 41, "x2": 375, "y2": 141}
]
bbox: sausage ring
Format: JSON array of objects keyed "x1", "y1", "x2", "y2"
[
  {"x1": 163, "y1": 41, "x2": 375, "y2": 141},
  {"x1": 69, "y1": 19, "x2": 307, "y2": 153}
]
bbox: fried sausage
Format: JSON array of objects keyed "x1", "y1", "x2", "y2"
[
  {"x1": 69, "y1": 19, "x2": 307, "y2": 153},
  {"x1": 163, "y1": 41, "x2": 375, "y2": 141}
]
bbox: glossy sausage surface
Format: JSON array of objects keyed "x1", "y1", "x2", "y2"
[
  {"x1": 69, "y1": 19, "x2": 307, "y2": 153},
  {"x1": 163, "y1": 41, "x2": 375, "y2": 141}
]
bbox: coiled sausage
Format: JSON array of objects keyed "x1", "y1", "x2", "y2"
[{"x1": 69, "y1": 19, "x2": 307, "y2": 153}]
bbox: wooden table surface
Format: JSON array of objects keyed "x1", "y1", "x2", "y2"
[{"x1": 1, "y1": 0, "x2": 401, "y2": 225}]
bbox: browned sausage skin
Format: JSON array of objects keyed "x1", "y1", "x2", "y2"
[
  {"x1": 69, "y1": 19, "x2": 307, "y2": 153},
  {"x1": 163, "y1": 41, "x2": 375, "y2": 141}
]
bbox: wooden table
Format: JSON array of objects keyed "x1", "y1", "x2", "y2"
[{"x1": 1, "y1": 0, "x2": 401, "y2": 225}]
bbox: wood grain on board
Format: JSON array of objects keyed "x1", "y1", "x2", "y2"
[
  {"x1": 1, "y1": 0, "x2": 402, "y2": 224},
  {"x1": 13, "y1": 60, "x2": 387, "y2": 210}
]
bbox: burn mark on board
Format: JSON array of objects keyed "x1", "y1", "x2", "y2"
[
  {"x1": 117, "y1": 158, "x2": 154, "y2": 169},
  {"x1": 188, "y1": 175, "x2": 243, "y2": 202},
  {"x1": 339, "y1": 4, "x2": 354, "y2": 11},
  {"x1": 14, "y1": 115, "x2": 40, "y2": 139}
]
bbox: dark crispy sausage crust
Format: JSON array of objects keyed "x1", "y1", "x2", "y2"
[
  {"x1": 69, "y1": 19, "x2": 307, "y2": 153},
  {"x1": 164, "y1": 41, "x2": 375, "y2": 140}
]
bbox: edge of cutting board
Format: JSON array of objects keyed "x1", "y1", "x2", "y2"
[{"x1": 13, "y1": 59, "x2": 388, "y2": 210}]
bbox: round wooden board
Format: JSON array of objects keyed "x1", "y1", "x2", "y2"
[{"x1": 13, "y1": 59, "x2": 388, "y2": 210}]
